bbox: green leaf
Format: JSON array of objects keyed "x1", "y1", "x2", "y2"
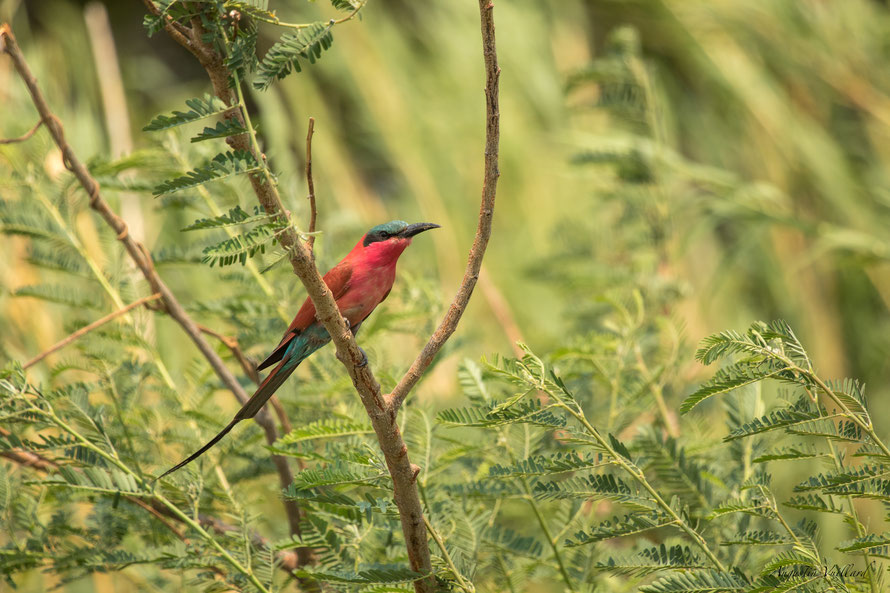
[
  {"x1": 812, "y1": 478, "x2": 890, "y2": 501},
  {"x1": 254, "y1": 23, "x2": 334, "y2": 90},
  {"x1": 43, "y1": 466, "x2": 144, "y2": 495},
  {"x1": 225, "y1": 22, "x2": 258, "y2": 82},
  {"x1": 758, "y1": 550, "x2": 820, "y2": 575},
  {"x1": 287, "y1": 463, "x2": 384, "y2": 491},
  {"x1": 152, "y1": 150, "x2": 261, "y2": 196},
  {"x1": 794, "y1": 465, "x2": 889, "y2": 492},
  {"x1": 595, "y1": 544, "x2": 707, "y2": 577},
  {"x1": 13, "y1": 284, "x2": 104, "y2": 310},
  {"x1": 681, "y1": 359, "x2": 793, "y2": 414},
  {"x1": 724, "y1": 399, "x2": 820, "y2": 441},
  {"x1": 457, "y1": 359, "x2": 491, "y2": 402},
  {"x1": 190, "y1": 120, "x2": 249, "y2": 143},
  {"x1": 329, "y1": 0, "x2": 357, "y2": 10},
  {"x1": 708, "y1": 496, "x2": 774, "y2": 519},
  {"x1": 292, "y1": 565, "x2": 425, "y2": 585},
  {"x1": 181, "y1": 205, "x2": 271, "y2": 232},
  {"x1": 837, "y1": 533, "x2": 890, "y2": 553},
  {"x1": 752, "y1": 443, "x2": 827, "y2": 463},
  {"x1": 437, "y1": 398, "x2": 566, "y2": 429},
  {"x1": 721, "y1": 530, "x2": 792, "y2": 546},
  {"x1": 143, "y1": 94, "x2": 232, "y2": 131},
  {"x1": 200, "y1": 223, "x2": 283, "y2": 267},
  {"x1": 784, "y1": 494, "x2": 845, "y2": 514},
  {"x1": 639, "y1": 569, "x2": 748, "y2": 593},
  {"x1": 826, "y1": 378, "x2": 869, "y2": 419},
  {"x1": 482, "y1": 526, "x2": 543, "y2": 558},
  {"x1": 566, "y1": 511, "x2": 674, "y2": 546},
  {"x1": 534, "y1": 474, "x2": 656, "y2": 509},
  {"x1": 637, "y1": 430, "x2": 712, "y2": 510},
  {"x1": 787, "y1": 419, "x2": 863, "y2": 442},
  {"x1": 488, "y1": 451, "x2": 608, "y2": 478},
  {"x1": 442, "y1": 480, "x2": 525, "y2": 499},
  {"x1": 274, "y1": 419, "x2": 373, "y2": 446}
]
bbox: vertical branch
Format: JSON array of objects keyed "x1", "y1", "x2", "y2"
[
  {"x1": 387, "y1": 0, "x2": 500, "y2": 411},
  {"x1": 306, "y1": 116, "x2": 318, "y2": 253}
]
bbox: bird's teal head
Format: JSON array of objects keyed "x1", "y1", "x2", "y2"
[
  {"x1": 362, "y1": 220, "x2": 440, "y2": 247},
  {"x1": 359, "y1": 220, "x2": 440, "y2": 265}
]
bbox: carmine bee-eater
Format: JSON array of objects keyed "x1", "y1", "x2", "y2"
[{"x1": 158, "y1": 220, "x2": 440, "y2": 479}]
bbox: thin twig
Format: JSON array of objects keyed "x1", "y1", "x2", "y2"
[
  {"x1": 0, "y1": 117, "x2": 43, "y2": 144},
  {"x1": 387, "y1": 0, "x2": 500, "y2": 411},
  {"x1": 0, "y1": 22, "x2": 306, "y2": 548},
  {"x1": 24, "y1": 293, "x2": 162, "y2": 369},
  {"x1": 305, "y1": 116, "x2": 317, "y2": 253},
  {"x1": 246, "y1": 0, "x2": 368, "y2": 31}
]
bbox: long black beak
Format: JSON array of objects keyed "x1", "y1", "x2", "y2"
[{"x1": 400, "y1": 222, "x2": 440, "y2": 238}]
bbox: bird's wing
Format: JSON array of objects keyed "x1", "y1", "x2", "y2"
[{"x1": 256, "y1": 261, "x2": 353, "y2": 371}]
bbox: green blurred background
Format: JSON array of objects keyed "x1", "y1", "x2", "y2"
[{"x1": 2, "y1": 0, "x2": 890, "y2": 589}]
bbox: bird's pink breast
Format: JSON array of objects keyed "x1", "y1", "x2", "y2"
[{"x1": 337, "y1": 259, "x2": 398, "y2": 324}]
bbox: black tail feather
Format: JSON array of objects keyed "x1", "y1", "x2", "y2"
[
  {"x1": 155, "y1": 417, "x2": 241, "y2": 481},
  {"x1": 156, "y1": 357, "x2": 300, "y2": 480}
]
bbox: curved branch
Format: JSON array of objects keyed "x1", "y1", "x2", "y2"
[
  {"x1": 387, "y1": 0, "x2": 500, "y2": 411},
  {"x1": 0, "y1": 117, "x2": 43, "y2": 144}
]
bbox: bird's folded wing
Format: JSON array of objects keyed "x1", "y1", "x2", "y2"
[{"x1": 257, "y1": 260, "x2": 353, "y2": 371}]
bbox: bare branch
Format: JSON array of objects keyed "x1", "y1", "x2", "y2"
[
  {"x1": 0, "y1": 22, "x2": 307, "y2": 552},
  {"x1": 0, "y1": 117, "x2": 43, "y2": 144},
  {"x1": 306, "y1": 117, "x2": 318, "y2": 253},
  {"x1": 24, "y1": 293, "x2": 162, "y2": 369},
  {"x1": 387, "y1": 0, "x2": 500, "y2": 411}
]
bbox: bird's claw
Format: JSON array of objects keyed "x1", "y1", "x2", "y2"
[{"x1": 356, "y1": 346, "x2": 368, "y2": 368}]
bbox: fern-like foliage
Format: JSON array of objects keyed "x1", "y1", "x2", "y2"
[
  {"x1": 639, "y1": 569, "x2": 748, "y2": 593},
  {"x1": 254, "y1": 23, "x2": 334, "y2": 90},
  {"x1": 142, "y1": 94, "x2": 232, "y2": 131},
  {"x1": 534, "y1": 474, "x2": 656, "y2": 510},
  {"x1": 292, "y1": 565, "x2": 425, "y2": 585},
  {"x1": 181, "y1": 205, "x2": 271, "y2": 232},
  {"x1": 488, "y1": 451, "x2": 608, "y2": 478},
  {"x1": 274, "y1": 418, "x2": 373, "y2": 446},
  {"x1": 152, "y1": 150, "x2": 261, "y2": 195},
  {"x1": 200, "y1": 222, "x2": 283, "y2": 267},
  {"x1": 566, "y1": 512, "x2": 675, "y2": 546},
  {"x1": 595, "y1": 544, "x2": 706, "y2": 577},
  {"x1": 190, "y1": 119, "x2": 249, "y2": 143}
]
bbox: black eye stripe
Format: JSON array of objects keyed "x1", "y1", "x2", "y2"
[{"x1": 363, "y1": 230, "x2": 394, "y2": 247}]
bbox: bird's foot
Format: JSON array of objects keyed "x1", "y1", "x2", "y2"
[{"x1": 356, "y1": 346, "x2": 368, "y2": 368}]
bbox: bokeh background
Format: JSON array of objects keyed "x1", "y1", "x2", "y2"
[{"x1": 2, "y1": 0, "x2": 890, "y2": 590}]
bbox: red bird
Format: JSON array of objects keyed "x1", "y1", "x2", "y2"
[{"x1": 159, "y1": 220, "x2": 439, "y2": 479}]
